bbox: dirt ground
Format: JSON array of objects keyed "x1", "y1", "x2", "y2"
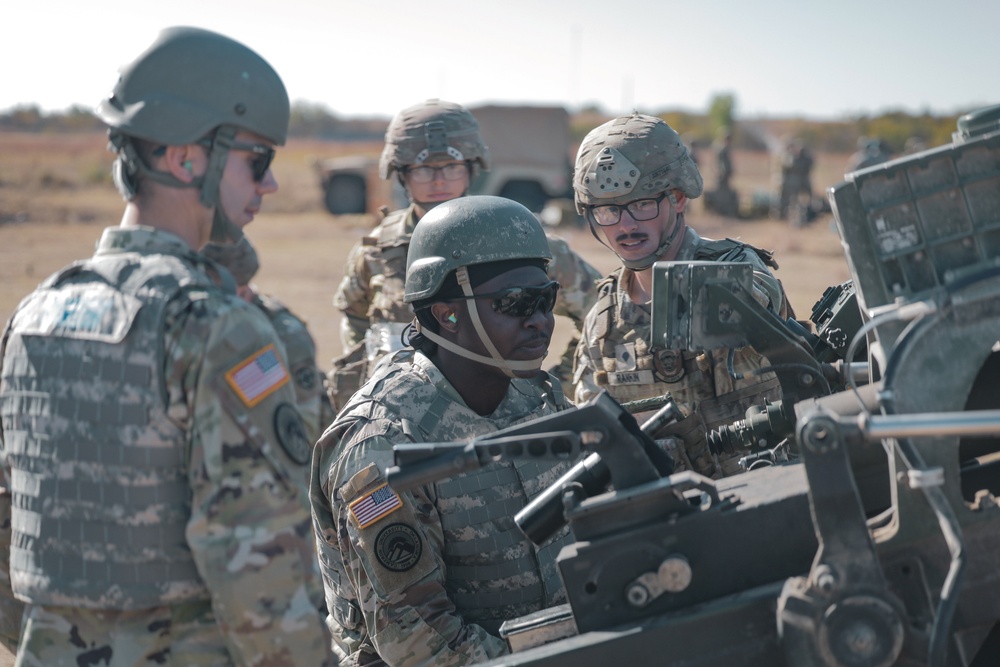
[
  {"x1": 0, "y1": 131, "x2": 854, "y2": 371},
  {"x1": 0, "y1": 131, "x2": 854, "y2": 663}
]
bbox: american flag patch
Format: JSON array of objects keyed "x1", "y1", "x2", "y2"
[
  {"x1": 350, "y1": 483, "x2": 402, "y2": 528},
  {"x1": 225, "y1": 344, "x2": 290, "y2": 407}
]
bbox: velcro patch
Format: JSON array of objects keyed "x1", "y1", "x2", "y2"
[
  {"x1": 374, "y1": 523, "x2": 422, "y2": 572},
  {"x1": 608, "y1": 369, "x2": 655, "y2": 386},
  {"x1": 273, "y1": 403, "x2": 312, "y2": 465},
  {"x1": 225, "y1": 344, "x2": 290, "y2": 407},
  {"x1": 350, "y1": 483, "x2": 402, "y2": 528}
]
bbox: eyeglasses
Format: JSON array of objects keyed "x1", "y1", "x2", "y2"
[
  {"x1": 405, "y1": 162, "x2": 468, "y2": 184},
  {"x1": 587, "y1": 192, "x2": 670, "y2": 226},
  {"x1": 230, "y1": 140, "x2": 276, "y2": 182},
  {"x1": 451, "y1": 281, "x2": 560, "y2": 317},
  {"x1": 196, "y1": 138, "x2": 276, "y2": 182}
]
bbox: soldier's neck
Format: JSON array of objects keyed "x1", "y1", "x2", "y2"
[
  {"x1": 625, "y1": 267, "x2": 653, "y2": 305},
  {"x1": 119, "y1": 193, "x2": 210, "y2": 250},
  {"x1": 432, "y1": 350, "x2": 510, "y2": 416}
]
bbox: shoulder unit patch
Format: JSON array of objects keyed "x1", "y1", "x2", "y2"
[{"x1": 374, "y1": 523, "x2": 422, "y2": 572}]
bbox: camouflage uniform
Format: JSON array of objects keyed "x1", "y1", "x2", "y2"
[
  {"x1": 330, "y1": 204, "x2": 600, "y2": 407},
  {"x1": 255, "y1": 292, "x2": 337, "y2": 446},
  {"x1": 0, "y1": 227, "x2": 333, "y2": 666},
  {"x1": 573, "y1": 227, "x2": 788, "y2": 478},
  {"x1": 311, "y1": 349, "x2": 574, "y2": 666},
  {"x1": 203, "y1": 237, "x2": 336, "y2": 446}
]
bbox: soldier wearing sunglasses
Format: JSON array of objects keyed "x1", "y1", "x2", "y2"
[
  {"x1": 329, "y1": 99, "x2": 601, "y2": 410},
  {"x1": 0, "y1": 27, "x2": 334, "y2": 666},
  {"x1": 312, "y1": 196, "x2": 575, "y2": 666},
  {"x1": 571, "y1": 113, "x2": 793, "y2": 479}
]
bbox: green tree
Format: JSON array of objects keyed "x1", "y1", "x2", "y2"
[{"x1": 708, "y1": 93, "x2": 737, "y2": 136}]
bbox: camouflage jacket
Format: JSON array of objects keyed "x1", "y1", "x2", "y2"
[
  {"x1": 254, "y1": 291, "x2": 336, "y2": 446},
  {"x1": 311, "y1": 349, "x2": 575, "y2": 667},
  {"x1": 573, "y1": 227, "x2": 788, "y2": 477},
  {"x1": 332, "y1": 204, "x2": 601, "y2": 353},
  {"x1": 0, "y1": 227, "x2": 334, "y2": 666}
]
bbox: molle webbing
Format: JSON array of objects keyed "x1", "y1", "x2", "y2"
[{"x1": 1, "y1": 252, "x2": 212, "y2": 608}]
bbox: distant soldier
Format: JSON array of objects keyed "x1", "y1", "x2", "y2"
[
  {"x1": 714, "y1": 129, "x2": 734, "y2": 191},
  {"x1": 572, "y1": 113, "x2": 791, "y2": 478},
  {"x1": 847, "y1": 136, "x2": 893, "y2": 173},
  {"x1": 0, "y1": 27, "x2": 334, "y2": 666},
  {"x1": 203, "y1": 236, "x2": 336, "y2": 446},
  {"x1": 704, "y1": 129, "x2": 739, "y2": 217},
  {"x1": 329, "y1": 99, "x2": 601, "y2": 409},
  {"x1": 313, "y1": 196, "x2": 575, "y2": 665},
  {"x1": 903, "y1": 136, "x2": 928, "y2": 155},
  {"x1": 773, "y1": 138, "x2": 814, "y2": 222}
]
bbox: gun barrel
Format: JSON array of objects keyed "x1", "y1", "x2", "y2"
[
  {"x1": 515, "y1": 453, "x2": 609, "y2": 546},
  {"x1": 386, "y1": 444, "x2": 478, "y2": 492}
]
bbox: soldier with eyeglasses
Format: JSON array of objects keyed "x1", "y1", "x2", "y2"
[
  {"x1": 571, "y1": 113, "x2": 793, "y2": 479},
  {"x1": 311, "y1": 196, "x2": 576, "y2": 666},
  {"x1": 329, "y1": 99, "x2": 601, "y2": 411}
]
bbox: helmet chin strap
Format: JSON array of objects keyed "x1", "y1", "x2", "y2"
[
  {"x1": 414, "y1": 266, "x2": 546, "y2": 377},
  {"x1": 202, "y1": 126, "x2": 244, "y2": 243}
]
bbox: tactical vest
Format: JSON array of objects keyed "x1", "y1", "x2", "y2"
[
  {"x1": 363, "y1": 209, "x2": 414, "y2": 325},
  {"x1": 585, "y1": 261, "x2": 781, "y2": 478},
  {"x1": 0, "y1": 252, "x2": 215, "y2": 608},
  {"x1": 343, "y1": 357, "x2": 571, "y2": 635}
]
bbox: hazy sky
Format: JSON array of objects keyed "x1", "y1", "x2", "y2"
[{"x1": 5, "y1": 0, "x2": 995, "y2": 121}]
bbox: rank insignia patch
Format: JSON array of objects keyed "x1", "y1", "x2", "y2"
[
  {"x1": 226, "y1": 344, "x2": 290, "y2": 407},
  {"x1": 350, "y1": 483, "x2": 402, "y2": 529}
]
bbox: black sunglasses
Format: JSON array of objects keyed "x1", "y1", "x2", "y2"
[
  {"x1": 450, "y1": 281, "x2": 560, "y2": 317},
  {"x1": 193, "y1": 138, "x2": 275, "y2": 182},
  {"x1": 229, "y1": 140, "x2": 276, "y2": 182}
]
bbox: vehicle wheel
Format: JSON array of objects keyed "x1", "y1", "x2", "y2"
[
  {"x1": 323, "y1": 174, "x2": 366, "y2": 215},
  {"x1": 498, "y1": 180, "x2": 550, "y2": 213}
]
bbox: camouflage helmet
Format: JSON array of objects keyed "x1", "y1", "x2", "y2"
[
  {"x1": 573, "y1": 113, "x2": 703, "y2": 213},
  {"x1": 404, "y1": 195, "x2": 551, "y2": 303},
  {"x1": 202, "y1": 236, "x2": 260, "y2": 285},
  {"x1": 379, "y1": 99, "x2": 491, "y2": 180},
  {"x1": 95, "y1": 26, "x2": 289, "y2": 146}
]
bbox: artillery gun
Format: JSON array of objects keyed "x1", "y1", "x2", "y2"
[{"x1": 387, "y1": 105, "x2": 1000, "y2": 666}]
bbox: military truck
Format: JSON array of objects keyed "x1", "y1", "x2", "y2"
[{"x1": 315, "y1": 104, "x2": 575, "y2": 216}]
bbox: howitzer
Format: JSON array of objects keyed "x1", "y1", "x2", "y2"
[{"x1": 387, "y1": 105, "x2": 1000, "y2": 666}]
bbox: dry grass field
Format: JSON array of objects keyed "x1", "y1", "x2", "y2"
[
  {"x1": 0, "y1": 130, "x2": 854, "y2": 663},
  {"x1": 0, "y1": 131, "x2": 854, "y2": 370}
]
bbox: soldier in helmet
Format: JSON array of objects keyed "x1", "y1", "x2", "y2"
[
  {"x1": 329, "y1": 99, "x2": 600, "y2": 409},
  {"x1": 312, "y1": 196, "x2": 575, "y2": 666},
  {"x1": 846, "y1": 136, "x2": 892, "y2": 173},
  {"x1": 0, "y1": 27, "x2": 334, "y2": 665},
  {"x1": 571, "y1": 113, "x2": 791, "y2": 478},
  {"x1": 202, "y1": 236, "x2": 336, "y2": 448}
]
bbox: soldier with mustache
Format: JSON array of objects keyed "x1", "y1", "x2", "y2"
[{"x1": 571, "y1": 113, "x2": 792, "y2": 478}]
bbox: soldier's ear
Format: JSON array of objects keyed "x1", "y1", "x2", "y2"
[
  {"x1": 164, "y1": 144, "x2": 201, "y2": 184},
  {"x1": 671, "y1": 190, "x2": 688, "y2": 213},
  {"x1": 430, "y1": 303, "x2": 459, "y2": 331}
]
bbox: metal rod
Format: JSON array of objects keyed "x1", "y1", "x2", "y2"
[{"x1": 859, "y1": 410, "x2": 1000, "y2": 439}]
